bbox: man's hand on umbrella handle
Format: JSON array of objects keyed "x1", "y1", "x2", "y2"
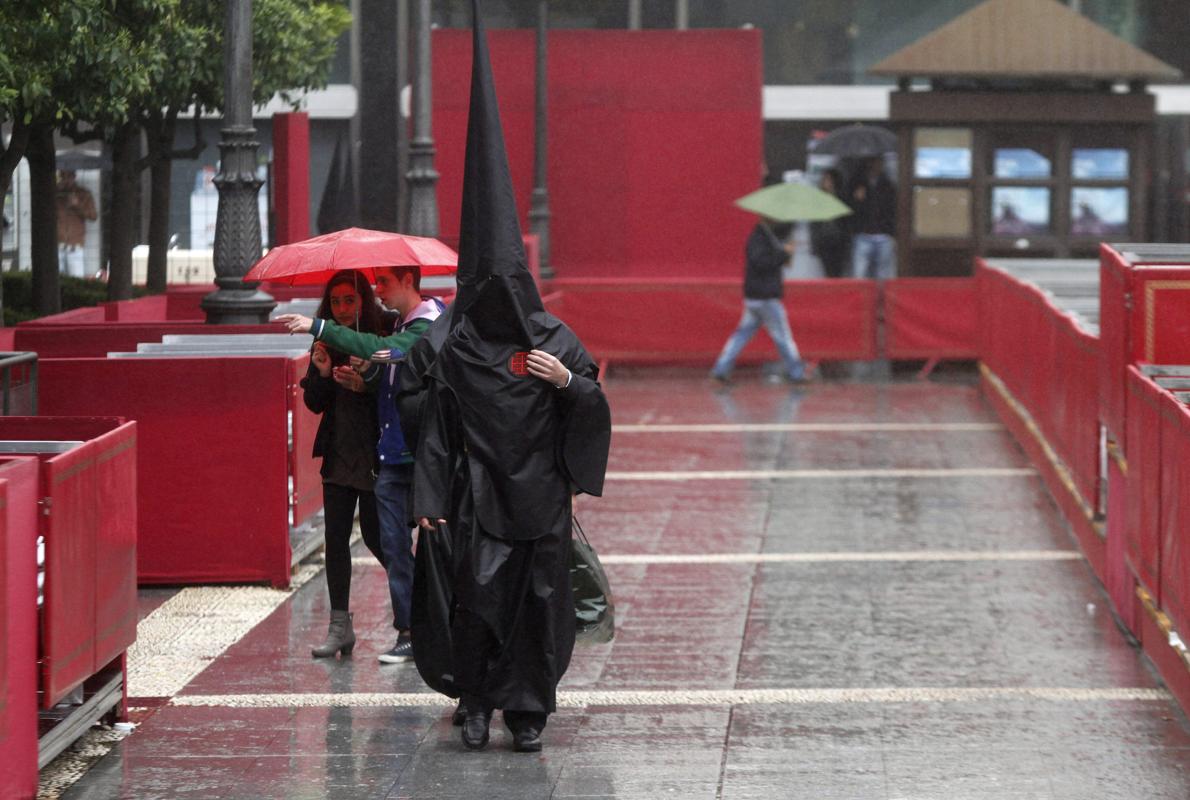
[
  {"x1": 418, "y1": 517, "x2": 447, "y2": 530},
  {"x1": 276, "y1": 313, "x2": 314, "y2": 335},
  {"x1": 527, "y1": 350, "x2": 570, "y2": 388},
  {"x1": 348, "y1": 355, "x2": 370, "y2": 373}
]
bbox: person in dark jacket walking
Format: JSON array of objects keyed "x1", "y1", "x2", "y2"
[
  {"x1": 710, "y1": 220, "x2": 807, "y2": 384},
  {"x1": 300, "y1": 271, "x2": 389, "y2": 658}
]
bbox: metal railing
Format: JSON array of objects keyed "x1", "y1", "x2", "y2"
[{"x1": 0, "y1": 351, "x2": 38, "y2": 415}]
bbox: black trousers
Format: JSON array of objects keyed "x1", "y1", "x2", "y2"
[{"x1": 323, "y1": 482, "x2": 383, "y2": 612}]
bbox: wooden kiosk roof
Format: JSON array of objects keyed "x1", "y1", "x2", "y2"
[{"x1": 870, "y1": 0, "x2": 1180, "y2": 82}]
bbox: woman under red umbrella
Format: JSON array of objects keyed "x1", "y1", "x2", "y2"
[{"x1": 300, "y1": 271, "x2": 392, "y2": 658}]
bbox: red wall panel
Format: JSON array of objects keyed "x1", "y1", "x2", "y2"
[
  {"x1": 546, "y1": 278, "x2": 876, "y2": 364},
  {"x1": 273, "y1": 112, "x2": 311, "y2": 245},
  {"x1": 432, "y1": 29, "x2": 763, "y2": 278}
]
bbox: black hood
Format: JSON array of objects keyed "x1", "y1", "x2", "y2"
[{"x1": 452, "y1": 0, "x2": 544, "y2": 349}]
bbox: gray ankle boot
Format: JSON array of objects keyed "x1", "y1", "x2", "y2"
[{"x1": 311, "y1": 610, "x2": 356, "y2": 658}]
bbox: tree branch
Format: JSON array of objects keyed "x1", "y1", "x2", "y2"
[
  {"x1": 60, "y1": 119, "x2": 105, "y2": 145},
  {"x1": 166, "y1": 111, "x2": 206, "y2": 161}
]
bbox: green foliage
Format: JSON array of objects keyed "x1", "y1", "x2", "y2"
[
  {"x1": 1, "y1": 271, "x2": 146, "y2": 326},
  {"x1": 0, "y1": 0, "x2": 174, "y2": 128}
]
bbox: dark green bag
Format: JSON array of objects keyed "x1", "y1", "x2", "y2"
[{"x1": 570, "y1": 517, "x2": 615, "y2": 644}]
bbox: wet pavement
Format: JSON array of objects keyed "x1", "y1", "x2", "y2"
[{"x1": 60, "y1": 374, "x2": 1190, "y2": 799}]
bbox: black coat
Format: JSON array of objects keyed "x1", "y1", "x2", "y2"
[
  {"x1": 743, "y1": 223, "x2": 790, "y2": 300},
  {"x1": 300, "y1": 358, "x2": 380, "y2": 480}
]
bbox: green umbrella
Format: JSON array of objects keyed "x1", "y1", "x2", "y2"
[{"x1": 734, "y1": 182, "x2": 853, "y2": 222}]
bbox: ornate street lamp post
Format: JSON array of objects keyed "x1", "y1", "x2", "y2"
[
  {"x1": 203, "y1": 0, "x2": 275, "y2": 324},
  {"x1": 405, "y1": 0, "x2": 439, "y2": 236},
  {"x1": 529, "y1": 0, "x2": 552, "y2": 278}
]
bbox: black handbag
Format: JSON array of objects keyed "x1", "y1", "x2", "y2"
[{"x1": 570, "y1": 516, "x2": 615, "y2": 644}]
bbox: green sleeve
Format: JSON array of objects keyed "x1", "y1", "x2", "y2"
[{"x1": 315, "y1": 318, "x2": 431, "y2": 360}]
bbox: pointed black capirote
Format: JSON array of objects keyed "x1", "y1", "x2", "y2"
[
  {"x1": 316, "y1": 134, "x2": 345, "y2": 234},
  {"x1": 453, "y1": 0, "x2": 544, "y2": 344}
]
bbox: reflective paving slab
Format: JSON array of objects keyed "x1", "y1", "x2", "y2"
[{"x1": 57, "y1": 374, "x2": 1190, "y2": 799}]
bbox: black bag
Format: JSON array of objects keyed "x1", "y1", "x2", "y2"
[{"x1": 570, "y1": 516, "x2": 615, "y2": 644}]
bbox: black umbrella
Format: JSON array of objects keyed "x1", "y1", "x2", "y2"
[{"x1": 813, "y1": 124, "x2": 897, "y2": 158}]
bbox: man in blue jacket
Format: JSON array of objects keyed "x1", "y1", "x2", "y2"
[{"x1": 278, "y1": 266, "x2": 443, "y2": 662}]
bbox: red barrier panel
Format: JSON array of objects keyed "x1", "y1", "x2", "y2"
[
  {"x1": 1099, "y1": 245, "x2": 1132, "y2": 446},
  {"x1": 1159, "y1": 391, "x2": 1190, "y2": 642},
  {"x1": 884, "y1": 278, "x2": 977, "y2": 359},
  {"x1": 0, "y1": 418, "x2": 138, "y2": 708},
  {"x1": 977, "y1": 261, "x2": 1103, "y2": 573},
  {"x1": 0, "y1": 457, "x2": 39, "y2": 800},
  {"x1": 20, "y1": 306, "x2": 106, "y2": 325},
  {"x1": 1125, "y1": 367, "x2": 1163, "y2": 599},
  {"x1": 103, "y1": 295, "x2": 169, "y2": 322},
  {"x1": 38, "y1": 359, "x2": 313, "y2": 587},
  {"x1": 546, "y1": 278, "x2": 877, "y2": 364},
  {"x1": 1104, "y1": 456, "x2": 1137, "y2": 635},
  {"x1": 13, "y1": 322, "x2": 285, "y2": 359}
]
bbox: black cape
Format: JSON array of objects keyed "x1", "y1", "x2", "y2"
[{"x1": 407, "y1": 0, "x2": 610, "y2": 713}]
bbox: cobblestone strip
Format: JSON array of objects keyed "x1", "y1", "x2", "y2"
[
  {"x1": 605, "y1": 468, "x2": 1038, "y2": 480},
  {"x1": 126, "y1": 563, "x2": 323, "y2": 699},
  {"x1": 613, "y1": 423, "x2": 1005, "y2": 432},
  {"x1": 171, "y1": 686, "x2": 1171, "y2": 708},
  {"x1": 351, "y1": 549, "x2": 1083, "y2": 567}
]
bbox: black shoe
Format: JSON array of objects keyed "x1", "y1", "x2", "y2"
[
  {"x1": 461, "y1": 709, "x2": 491, "y2": 750},
  {"x1": 511, "y1": 726, "x2": 542, "y2": 752},
  {"x1": 504, "y1": 712, "x2": 545, "y2": 753},
  {"x1": 451, "y1": 700, "x2": 465, "y2": 727}
]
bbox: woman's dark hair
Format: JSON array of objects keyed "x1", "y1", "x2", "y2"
[{"x1": 315, "y1": 271, "x2": 383, "y2": 333}]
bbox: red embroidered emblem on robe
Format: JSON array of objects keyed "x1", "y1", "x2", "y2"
[{"x1": 509, "y1": 351, "x2": 530, "y2": 376}]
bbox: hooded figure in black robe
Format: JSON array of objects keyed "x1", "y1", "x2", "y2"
[{"x1": 410, "y1": 0, "x2": 611, "y2": 753}]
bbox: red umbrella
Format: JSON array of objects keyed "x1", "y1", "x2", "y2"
[{"x1": 244, "y1": 227, "x2": 458, "y2": 286}]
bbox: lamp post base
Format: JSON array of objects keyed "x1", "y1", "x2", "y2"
[{"x1": 201, "y1": 277, "x2": 276, "y2": 325}]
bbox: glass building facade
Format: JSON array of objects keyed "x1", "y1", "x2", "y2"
[{"x1": 428, "y1": 0, "x2": 1190, "y2": 87}]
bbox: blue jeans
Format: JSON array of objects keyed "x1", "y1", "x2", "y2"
[
  {"x1": 711, "y1": 298, "x2": 804, "y2": 380},
  {"x1": 374, "y1": 463, "x2": 415, "y2": 632},
  {"x1": 851, "y1": 233, "x2": 895, "y2": 280}
]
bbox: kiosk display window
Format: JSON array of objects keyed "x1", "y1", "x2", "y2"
[
  {"x1": 914, "y1": 128, "x2": 972, "y2": 179},
  {"x1": 991, "y1": 187, "x2": 1051, "y2": 235},
  {"x1": 1071, "y1": 187, "x2": 1128, "y2": 236}
]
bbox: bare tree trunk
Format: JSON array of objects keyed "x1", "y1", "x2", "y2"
[
  {"x1": 26, "y1": 123, "x2": 60, "y2": 317},
  {"x1": 146, "y1": 154, "x2": 173, "y2": 294},
  {"x1": 108, "y1": 122, "x2": 139, "y2": 301}
]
